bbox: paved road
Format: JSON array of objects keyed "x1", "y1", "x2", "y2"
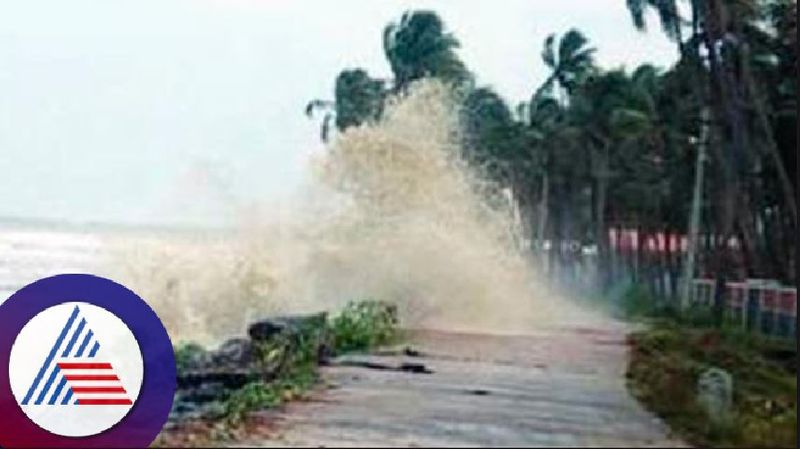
[{"x1": 238, "y1": 323, "x2": 686, "y2": 447}]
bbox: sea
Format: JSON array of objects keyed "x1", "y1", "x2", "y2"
[{"x1": 0, "y1": 218, "x2": 229, "y2": 306}]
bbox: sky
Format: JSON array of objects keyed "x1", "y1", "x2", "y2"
[{"x1": 0, "y1": 0, "x2": 678, "y2": 228}]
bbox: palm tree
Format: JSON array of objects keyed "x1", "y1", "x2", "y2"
[
  {"x1": 461, "y1": 87, "x2": 522, "y2": 184},
  {"x1": 306, "y1": 69, "x2": 385, "y2": 142},
  {"x1": 570, "y1": 70, "x2": 636, "y2": 288},
  {"x1": 612, "y1": 64, "x2": 703, "y2": 298},
  {"x1": 532, "y1": 29, "x2": 596, "y2": 102},
  {"x1": 522, "y1": 29, "x2": 595, "y2": 261},
  {"x1": 382, "y1": 10, "x2": 472, "y2": 91},
  {"x1": 625, "y1": 0, "x2": 685, "y2": 45},
  {"x1": 517, "y1": 95, "x2": 565, "y2": 249}
]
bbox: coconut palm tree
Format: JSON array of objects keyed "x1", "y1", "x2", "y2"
[
  {"x1": 461, "y1": 87, "x2": 523, "y2": 183},
  {"x1": 306, "y1": 69, "x2": 385, "y2": 142},
  {"x1": 520, "y1": 29, "x2": 596, "y2": 255},
  {"x1": 382, "y1": 10, "x2": 472, "y2": 91},
  {"x1": 533, "y1": 29, "x2": 596, "y2": 102}
]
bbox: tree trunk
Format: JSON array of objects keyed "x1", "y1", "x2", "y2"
[
  {"x1": 738, "y1": 18, "x2": 798, "y2": 226},
  {"x1": 537, "y1": 172, "x2": 549, "y2": 253},
  {"x1": 594, "y1": 145, "x2": 610, "y2": 291},
  {"x1": 703, "y1": 0, "x2": 745, "y2": 288}
]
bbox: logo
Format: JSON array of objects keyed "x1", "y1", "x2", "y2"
[
  {"x1": 10, "y1": 303, "x2": 143, "y2": 437},
  {"x1": 0, "y1": 274, "x2": 176, "y2": 448}
]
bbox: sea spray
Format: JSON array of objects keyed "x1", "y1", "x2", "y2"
[{"x1": 107, "y1": 79, "x2": 598, "y2": 343}]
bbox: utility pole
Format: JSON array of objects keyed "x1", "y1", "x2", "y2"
[{"x1": 680, "y1": 108, "x2": 710, "y2": 309}]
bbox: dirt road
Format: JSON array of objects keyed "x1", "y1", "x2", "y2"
[{"x1": 236, "y1": 321, "x2": 685, "y2": 447}]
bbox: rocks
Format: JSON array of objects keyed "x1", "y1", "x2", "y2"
[
  {"x1": 171, "y1": 312, "x2": 329, "y2": 423},
  {"x1": 247, "y1": 320, "x2": 286, "y2": 342},
  {"x1": 696, "y1": 367, "x2": 733, "y2": 425},
  {"x1": 177, "y1": 368, "x2": 257, "y2": 390},
  {"x1": 248, "y1": 313, "x2": 328, "y2": 342},
  {"x1": 248, "y1": 313, "x2": 332, "y2": 366},
  {"x1": 212, "y1": 338, "x2": 254, "y2": 367}
]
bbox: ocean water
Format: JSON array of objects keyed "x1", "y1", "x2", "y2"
[
  {"x1": 0, "y1": 219, "x2": 257, "y2": 344},
  {"x1": 0, "y1": 220, "x2": 224, "y2": 305},
  {"x1": 0, "y1": 222, "x2": 106, "y2": 303}
]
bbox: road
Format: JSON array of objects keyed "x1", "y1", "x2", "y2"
[{"x1": 235, "y1": 323, "x2": 686, "y2": 447}]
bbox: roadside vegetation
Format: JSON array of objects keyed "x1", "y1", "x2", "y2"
[
  {"x1": 329, "y1": 300, "x2": 401, "y2": 353},
  {"x1": 154, "y1": 299, "x2": 400, "y2": 447},
  {"x1": 621, "y1": 287, "x2": 797, "y2": 448},
  {"x1": 224, "y1": 299, "x2": 400, "y2": 425}
]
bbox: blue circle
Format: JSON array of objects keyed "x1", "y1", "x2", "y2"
[{"x1": 0, "y1": 274, "x2": 176, "y2": 448}]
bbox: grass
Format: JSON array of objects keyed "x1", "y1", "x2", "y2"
[{"x1": 622, "y1": 287, "x2": 797, "y2": 448}]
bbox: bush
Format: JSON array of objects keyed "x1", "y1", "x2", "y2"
[
  {"x1": 159, "y1": 300, "x2": 403, "y2": 445},
  {"x1": 223, "y1": 300, "x2": 399, "y2": 424},
  {"x1": 329, "y1": 300, "x2": 399, "y2": 354},
  {"x1": 251, "y1": 315, "x2": 328, "y2": 376},
  {"x1": 174, "y1": 342, "x2": 207, "y2": 373}
]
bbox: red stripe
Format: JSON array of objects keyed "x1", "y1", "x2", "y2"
[
  {"x1": 72, "y1": 387, "x2": 127, "y2": 394},
  {"x1": 77, "y1": 399, "x2": 133, "y2": 405},
  {"x1": 57, "y1": 363, "x2": 113, "y2": 370},
  {"x1": 64, "y1": 375, "x2": 119, "y2": 381}
]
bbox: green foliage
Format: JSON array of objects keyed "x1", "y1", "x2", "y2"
[
  {"x1": 617, "y1": 284, "x2": 660, "y2": 318},
  {"x1": 537, "y1": 28, "x2": 596, "y2": 98},
  {"x1": 221, "y1": 314, "x2": 333, "y2": 425},
  {"x1": 624, "y1": 0, "x2": 682, "y2": 42},
  {"x1": 461, "y1": 87, "x2": 526, "y2": 183},
  {"x1": 616, "y1": 284, "x2": 737, "y2": 329},
  {"x1": 220, "y1": 300, "x2": 400, "y2": 426},
  {"x1": 250, "y1": 318, "x2": 324, "y2": 377},
  {"x1": 224, "y1": 382, "x2": 281, "y2": 424},
  {"x1": 308, "y1": 2, "x2": 797, "y2": 285},
  {"x1": 306, "y1": 69, "x2": 385, "y2": 142},
  {"x1": 307, "y1": 10, "x2": 471, "y2": 142},
  {"x1": 173, "y1": 342, "x2": 206, "y2": 373},
  {"x1": 223, "y1": 366, "x2": 318, "y2": 426},
  {"x1": 333, "y1": 69, "x2": 385, "y2": 131},
  {"x1": 329, "y1": 300, "x2": 399, "y2": 353},
  {"x1": 383, "y1": 10, "x2": 472, "y2": 90},
  {"x1": 628, "y1": 322, "x2": 797, "y2": 447}
]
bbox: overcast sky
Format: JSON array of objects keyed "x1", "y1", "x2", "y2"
[{"x1": 0, "y1": 0, "x2": 678, "y2": 228}]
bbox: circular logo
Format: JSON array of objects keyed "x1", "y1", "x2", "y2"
[
  {"x1": 9, "y1": 303, "x2": 144, "y2": 437},
  {"x1": 0, "y1": 274, "x2": 176, "y2": 448}
]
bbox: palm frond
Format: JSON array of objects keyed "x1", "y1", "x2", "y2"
[
  {"x1": 305, "y1": 99, "x2": 334, "y2": 117},
  {"x1": 626, "y1": 0, "x2": 648, "y2": 31},
  {"x1": 558, "y1": 29, "x2": 593, "y2": 66},
  {"x1": 541, "y1": 34, "x2": 556, "y2": 68}
]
